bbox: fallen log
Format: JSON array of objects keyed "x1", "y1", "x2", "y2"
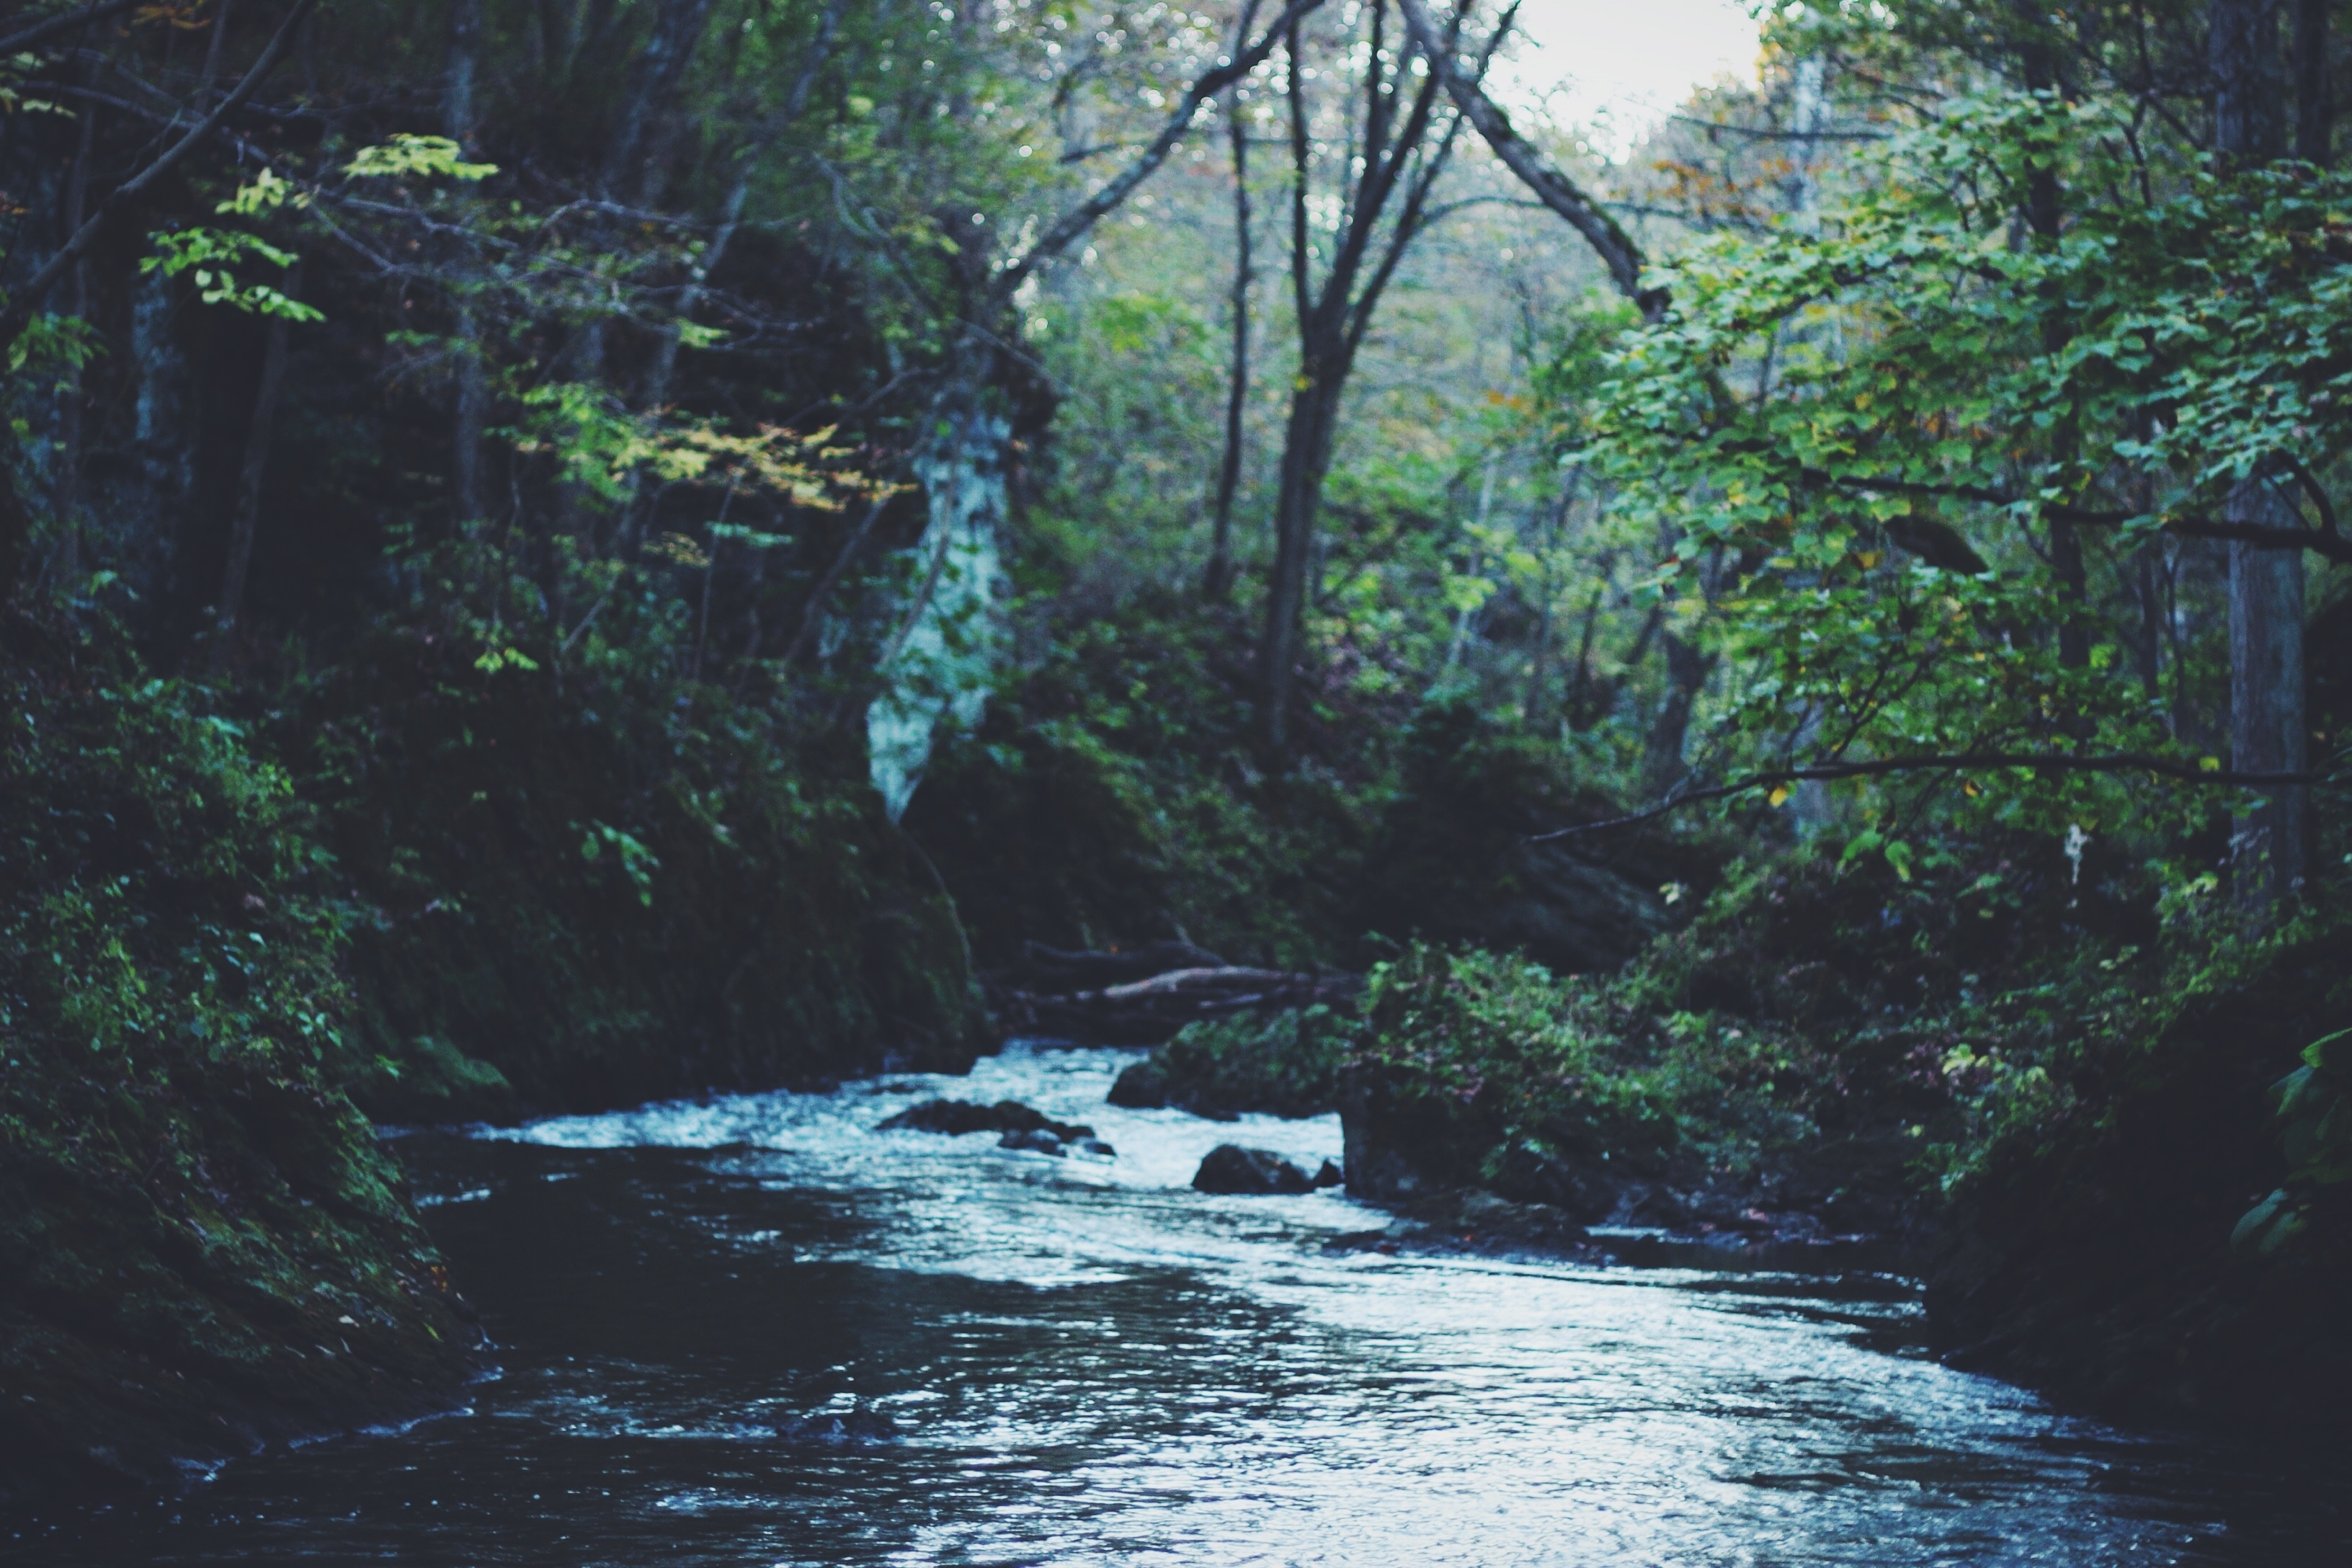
[
  {"x1": 989, "y1": 956, "x2": 1362, "y2": 1046},
  {"x1": 1007, "y1": 939, "x2": 1231, "y2": 991}
]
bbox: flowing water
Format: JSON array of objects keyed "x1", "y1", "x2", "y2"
[{"x1": 9, "y1": 1043, "x2": 2349, "y2": 1565}]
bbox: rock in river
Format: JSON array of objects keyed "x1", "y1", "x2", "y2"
[
  {"x1": 881, "y1": 1098, "x2": 1113, "y2": 1159},
  {"x1": 1193, "y1": 1144, "x2": 1315, "y2": 1195},
  {"x1": 881, "y1": 1097, "x2": 1091, "y2": 1140}
]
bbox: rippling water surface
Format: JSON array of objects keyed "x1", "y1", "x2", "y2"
[{"x1": 10, "y1": 1043, "x2": 2349, "y2": 1564}]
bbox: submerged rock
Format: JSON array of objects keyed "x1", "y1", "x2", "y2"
[
  {"x1": 776, "y1": 1407, "x2": 900, "y2": 1446},
  {"x1": 1193, "y1": 1145, "x2": 1314, "y2": 1195}
]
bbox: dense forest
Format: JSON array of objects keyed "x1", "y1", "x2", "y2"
[{"x1": 5, "y1": 0, "x2": 2352, "y2": 1529}]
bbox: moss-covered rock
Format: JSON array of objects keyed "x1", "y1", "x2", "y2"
[
  {"x1": 1356, "y1": 698, "x2": 1712, "y2": 974},
  {"x1": 1926, "y1": 917, "x2": 2352, "y2": 1423},
  {"x1": 0, "y1": 614, "x2": 476, "y2": 1499},
  {"x1": 290, "y1": 630, "x2": 988, "y2": 1116},
  {"x1": 1337, "y1": 945, "x2": 1679, "y2": 1219},
  {"x1": 1108, "y1": 1004, "x2": 1357, "y2": 1119}
]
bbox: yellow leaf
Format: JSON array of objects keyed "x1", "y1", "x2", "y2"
[{"x1": 1767, "y1": 785, "x2": 1791, "y2": 807}]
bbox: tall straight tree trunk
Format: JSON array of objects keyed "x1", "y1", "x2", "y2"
[
  {"x1": 48, "y1": 99, "x2": 98, "y2": 586},
  {"x1": 1205, "y1": 86, "x2": 1252, "y2": 602},
  {"x1": 2296, "y1": 0, "x2": 2331, "y2": 161},
  {"x1": 447, "y1": 0, "x2": 488, "y2": 531},
  {"x1": 1257, "y1": 352, "x2": 1340, "y2": 751},
  {"x1": 214, "y1": 272, "x2": 299, "y2": 649},
  {"x1": 2212, "y1": 0, "x2": 2307, "y2": 917},
  {"x1": 2018, "y1": 31, "x2": 2090, "y2": 670},
  {"x1": 2230, "y1": 482, "x2": 2307, "y2": 912}
]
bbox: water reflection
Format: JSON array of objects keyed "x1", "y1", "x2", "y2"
[{"x1": 7, "y1": 1043, "x2": 2346, "y2": 1564}]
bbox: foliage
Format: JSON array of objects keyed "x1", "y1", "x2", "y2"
[
  {"x1": 1133, "y1": 1005, "x2": 1359, "y2": 1119},
  {"x1": 909, "y1": 589, "x2": 1399, "y2": 968},
  {"x1": 288, "y1": 625, "x2": 988, "y2": 1118},
  {"x1": 0, "y1": 610, "x2": 474, "y2": 1488},
  {"x1": 1355, "y1": 943, "x2": 1680, "y2": 1186},
  {"x1": 1585, "y1": 89, "x2": 2348, "y2": 844}
]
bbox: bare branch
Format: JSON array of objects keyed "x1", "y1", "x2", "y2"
[
  {"x1": 0, "y1": 0, "x2": 323, "y2": 347},
  {"x1": 1394, "y1": 0, "x2": 1662, "y2": 318},
  {"x1": 988, "y1": 0, "x2": 1323, "y2": 308},
  {"x1": 1799, "y1": 468, "x2": 2352, "y2": 562}
]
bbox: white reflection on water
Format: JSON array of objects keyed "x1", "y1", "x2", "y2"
[
  {"x1": 470, "y1": 1042, "x2": 2268, "y2": 1567},
  {"x1": 10, "y1": 1042, "x2": 2330, "y2": 1565}
]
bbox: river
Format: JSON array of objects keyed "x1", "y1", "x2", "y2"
[{"x1": 7, "y1": 1041, "x2": 2348, "y2": 1564}]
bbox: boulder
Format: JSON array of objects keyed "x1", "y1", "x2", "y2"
[
  {"x1": 1193, "y1": 1144, "x2": 1314, "y2": 1195},
  {"x1": 1106, "y1": 1059, "x2": 1172, "y2": 1109}
]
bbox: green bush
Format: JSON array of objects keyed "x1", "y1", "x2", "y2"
[
  {"x1": 1126, "y1": 1004, "x2": 1359, "y2": 1118},
  {"x1": 0, "y1": 614, "x2": 474, "y2": 1490},
  {"x1": 290, "y1": 628, "x2": 987, "y2": 1115},
  {"x1": 1353, "y1": 944, "x2": 1680, "y2": 1192}
]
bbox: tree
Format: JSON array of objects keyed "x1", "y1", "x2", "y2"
[
  {"x1": 2212, "y1": 0, "x2": 2308, "y2": 919},
  {"x1": 1256, "y1": 0, "x2": 1492, "y2": 750}
]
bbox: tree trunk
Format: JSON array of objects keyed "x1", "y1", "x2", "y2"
[
  {"x1": 2212, "y1": 0, "x2": 2305, "y2": 920},
  {"x1": 214, "y1": 274, "x2": 298, "y2": 649},
  {"x1": 2230, "y1": 490, "x2": 2308, "y2": 913},
  {"x1": 446, "y1": 0, "x2": 482, "y2": 138},
  {"x1": 2020, "y1": 34, "x2": 2091, "y2": 672},
  {"x1": 1257, "y1": 348, "x2": 1342, "y2": 752},
  {"x1": 1253, "y1": 1, "x2": 1457, "y2": 749},
  {"x1": 1564, "y1": 583, "x2": 1603, "y2": 729},
  {"x1": 2214, "y1": 0, "x2": 2285, "y2": 161},
  {"x1": 1643, "y1": 628, "x2": 1714, "y2": 798},
  {"x1": 48, "y1": 99, "x2": 99, "y2": 587},
  {"x1": 447, "y1": 0, "x2": 487, "y2": 531},
  {"x1": 640, "y1": 0, "x2": 847, "y2": 415},
  {"x1": 1206, "y1": 88, "x2": 1252, "y2": 602},
  {"x1": 602, "y1": 0, "x2": 720, "y2": 206},
  {"x1": 2296, "y1": 0, "x2": 2331, "y2": 162}
]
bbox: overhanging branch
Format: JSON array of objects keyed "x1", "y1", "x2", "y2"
[
  {"x1": 1531, "y1": 751, "x2": 2326, "y2": 839},
  {"x1": 1799, "y1": 468, "x2": 2352, "y2": 562},
  {"x1": 0, "y1": 0, "x2": 145, "y2": 58}
]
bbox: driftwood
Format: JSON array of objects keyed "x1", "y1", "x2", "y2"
[{"x1": 988, "y1": 941, "x2": 1361, "y2": 1045}]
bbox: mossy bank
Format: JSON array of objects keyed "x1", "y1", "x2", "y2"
[
  {"x1": 1, "y1": 610, "x2": 989, "y2": 1497},
  {"x1": 1, "y1": 614, "x2": 476, "y2": 1499}
]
